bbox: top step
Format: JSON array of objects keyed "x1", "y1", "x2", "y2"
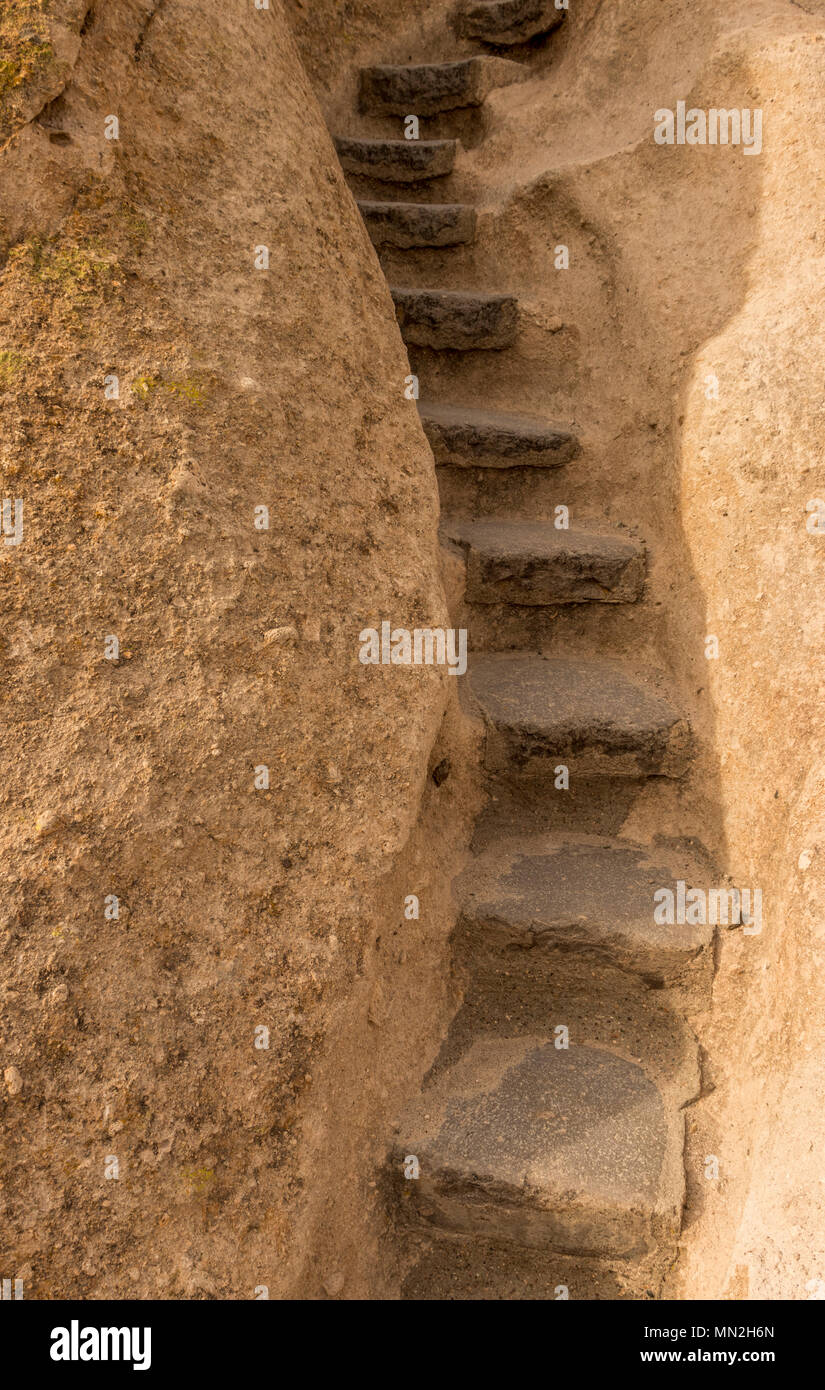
[
  {"x1": 455, "y1": 0, "x2": 566, "y2": 46},
  {"x1": 359, "y1": 57, "x2": 525, "y2": 116},
  {"x1": 333, "y1": 136, "x2": 458, "y2": 184}
]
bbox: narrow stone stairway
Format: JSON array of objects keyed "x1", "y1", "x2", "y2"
[{"x1": 333, "y1": 1, "x2": 712, "y2": 1300}]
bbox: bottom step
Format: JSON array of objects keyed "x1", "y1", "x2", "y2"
[{"x1": 395, "y1": 1036, "x2": 683, "y2": 1258}]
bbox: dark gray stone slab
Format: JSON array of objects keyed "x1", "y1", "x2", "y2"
[
  {"x1": 459, "y1": 836, "x2": 714, "y2": 980},
  {"x1": 358, "y1": 201, "x2": 477, "y2": 249},
  {"x1": 333, "y1": 136, "x2": 457, "y2": 183},
  {"x1": 420, "y1": 400, "x2": 578, "y2": 467},
  {"x1": 359, "y1": 57, "x2": 525, "y2": 115},
  {"x1": 444, "y1": 519, "x2": 645, "y2": 604},
  {"x1": 468, "y1": 654, "x2": 692, "y2": 777},
  {"x1": 391, "y1": 286, "x2": 518, "y2": 349},
  {"x1": 456, "y1": 0, "x2": 566, "y2": 45},
  {"x1": 395, "y1": 1039, "x2": 681, "y2": 1255}
]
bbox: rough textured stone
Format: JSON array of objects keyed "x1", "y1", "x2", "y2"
[
  {"x1": 359, "y1": 57, "x2": 525, "y2": 115},
  {"x1": 391, "y1": 287, "x2": 518, "y2": 350},
  {"x1": 333, "y1": 136, "x2": 457, "y2": 183},
  {"x1": 395, "y1": 1038, "x2": 682, "y2": 1255},
  {"x1": 458, "y1": 836, "x2": 715, "y2": 982},
  {"x1": 0, "y1": 0, "x2": 457, "y2": 1303},
  {"x1": 468, "y1": 654, "x2": 692, "y2": 777},
  {"x1": 420, "y1": 401, "x2": 579, "y2": 468},
  {"x1": 455, "y1": 0, "x2": 566, "y2": 46},
  {"x1": 443, "y1": 520, "x2": 645, "y2": 604},
  {"x1": 358, "y1": 201, "x2": 477, "y2": 249}
]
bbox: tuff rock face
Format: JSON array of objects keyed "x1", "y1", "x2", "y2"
[
  {"x1": 2, "y1": 0, "x2": 825, "y2": 1308},
  {"x1": 0, "y1": 0, "x2": 465, "y2": 1301}
]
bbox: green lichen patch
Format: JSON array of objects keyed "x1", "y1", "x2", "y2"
[
  {"x1": 6, "y1": 233, "x2": 118, "y2": 298},
  {"x1": 0, "y1": 1, "x2": 54, "y2": 140},
  {"x1": 0, "y1": 348, "x2": 29, "y2": 388}
]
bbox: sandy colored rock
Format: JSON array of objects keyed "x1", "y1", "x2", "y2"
[
  {"x1": 3, "y1": 0, "x2": 825, "y2": 1304},
  {"x1": 0, "y1": 0, "x2": 474, "y2": 1301},
  {"x1": 4, "y1": 1067, "x2": 24, "y2": 1097}
]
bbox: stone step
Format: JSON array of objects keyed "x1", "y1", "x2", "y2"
[
  {"x1": 391, "y1": 287, "x2": 518, "y2": 350},
  {"x1": 443, "y1": 520, "x2": 645, "y2": 605},
  {"x1": 458, "y1": 835, "x2": 714, "y2": 985},
  {"x1": 333, "y1": 136, "x2": 458, "y2": 184},
  {"x1": 394, "y1": 1036, "x2": 683, "y2": 1256},
  {"x1": 420, "y1": 401, "x2": 578, "y2": 468},
  {"x1": 358, "y1": 201, "x2": 477, "y2": 249},
  {"x1": 359, "y1": 56, "x2": 525, "y2": 116},
  {"x1": 456, "y1": 0, "x2": 566, "y2": 45},
  {"x1": 468, "y1": 654, "x2": 692, "y2": 777}
]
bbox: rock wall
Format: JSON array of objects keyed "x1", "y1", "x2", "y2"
[
  {"x1": 3, "y1": 0, "x2": 823, "y2": 1303},
  {"x1": 674, "y1": 16, "x2": 825, "y2": 1300},
  {"x1": 0, "y1": 0, "x2": 466, "y2": 1299}
]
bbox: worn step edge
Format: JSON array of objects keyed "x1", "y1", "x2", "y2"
[
  {"x1": 456, "y1": 834, "x2": 715, "y2": 983},
  {"x1": 392, "y1": 286, "x2": 518, "y2": 350},
  {"x1": 442, "y1": 520, "x2": 645, "y2": 604},
  {"x1": 333, "y1": 135, "x2": 458, "y2": 183},
  {"x1": 359, "y1": 56, "x2": 526, "y2": 115},
  {"x1": 393, "y1": 1037, "x2": 684, "y2": 1257},
  {"x1": 358, "y1": 201, "x2": 477, "y2": 249},
  {"x1": 467, "y1": 654, "x2": 693, "y2": 778},
  {"x1": 420, "y1": 400, "x2": 579, "y2": 467},
  {"x1": 455, "y1": 0, "x2": 567, "y2": 46}
]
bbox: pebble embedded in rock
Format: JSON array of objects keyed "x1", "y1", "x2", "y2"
[{"x1": 4, "y1": 1065, "x2": 23, "y2": 1096}]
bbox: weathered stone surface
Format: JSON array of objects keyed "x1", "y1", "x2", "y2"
[
  {"x1": 395, "y1": 1038, "x2": 682, "y2": 1255},
  {"x1": 391, "y1": 287, "x2": 518, "y2": 349},
  {"x1": 359, "y1": 57, "x2": 525, "y2": 115},
  {"x1": 333, "y1": 136, "x2": 457, "y2": 183},
  {"x1": 468, "y1": 654, "x2": 692, "y2": 777},
  {"x1": 420, "y1": 401, "x2": 579, "y2": 467},
  {"x1": 455, "y1": 0, "x2": 566, "y2": 46},
  {"x1": 444, "y1": 520, "x2": 645, "y2": 604},
  {"x1": 458, "y1": 836, "x2": 714, "y2": 982},
  {"x1": 358, "y1": 201, "x2": 477, "y2": 249},
  {"x1": 0, "y1": 0, "x2": 456, "y2": 1302}
]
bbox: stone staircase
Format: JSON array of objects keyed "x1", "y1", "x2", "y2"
[{"x1": 333, "y1": 1, "x2": 711, "y2": 1299}]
